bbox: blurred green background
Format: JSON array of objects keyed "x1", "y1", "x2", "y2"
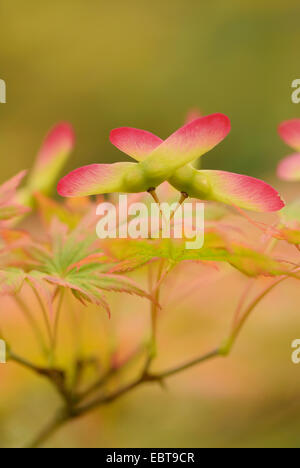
[
  {"x1": 1, "y1": 0, "x2": 300, "y2": 449},
  {"x1": 1, "y1": 0, "x2": 300, "y2": 182}
]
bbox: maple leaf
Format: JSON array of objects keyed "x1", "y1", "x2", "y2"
[
  {"x1": 23, "y1": 222, "x2": 155, "y2": 316},
  {"x1": 104, "y1": 235, "x2": 295, "y2": 279}
]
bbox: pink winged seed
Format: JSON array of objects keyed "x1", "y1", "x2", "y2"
[
  {"x1": 148, "y1": 113, "x2": 231, "y2": 163},
  {"x1": 110, "y1": 128, "x2": 163, "y2": 161},
  {"x1": 57, "y1": 163, "x2": 132, "y2": 197},
  {"x1": 201, "y1": 170, "x2": 285, "y2": 212},
  {"x1": 0, "y1": 170, "x2": 28, "y2": 203},
  {"x1": 279, "y1": 119, "x2": 300, "y2": 151},
  {"x1": 110, "y1": 113, "x2": 231, "y2": 164},
  {"x1": 277, "y1": 153, "x2": 300, "y2": 181}
]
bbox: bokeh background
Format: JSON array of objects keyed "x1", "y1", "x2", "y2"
[
  {"x1": 1, "y1": 0, "x2": 300, "y2": 448},
  {"x1": 1, "y1": 0, "x2": 300, "y2": 178}
]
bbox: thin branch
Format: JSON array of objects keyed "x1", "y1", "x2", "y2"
[
  {"x1": 76, "y1": 348, "x2": 220, "y2": 417},
  {"x1": 9, "y1": 350, "x2": 45, "y2": 374},
  {"x1": 26, "y1": 409, "x2": 69, "y2": 449},
  {"x1": 75, "y1": 379, "x2": 142, "y2": 417},
  {"x1": 170, "y1": 192, "x2": 188, "y2": 221},
  {"x1": 147, "y1": 188, "x2": 160, "y2": 205},
  {"x1": 228, "y1": 230, "x2": 283, "y2": 342},
  {"x1": 232, "y1": 279, "x2": 255, "y2": 329},
  {"x1": 148, "y1": 348, "x2": 220, "y2": 380},
  {"x1": 29, "y1": 283, "x2": 53, "y2": 348},
  {"x1": 221, "y1": 273, "x2": 298, "y2": 355},
  {"x1": 77, "y1": 346, "x2": 145, "y2": 402},
  {"x1": 232, "y1": 205, "x2": 282, "y2": 237},
  {"x1": 9, "y1": 349, "x2": 71, "y2": 405},
  {"x1": 228, "y1": 277, "x2": 287, "y2": 350},
  {"x1": 14, "y1": 295, "x2": 48, "y2": 356},
  {"x1": 147, "y1": 188, "x2": 168, "y2": 225},
  {"x1": 145, "y1": 259, "x2": 165, "y2": 371},
  {"x1": 52, "y1": 288, "x2": 65, "y2": 361},
  {"x1": 27, "y1": 346, "x2": 221, "y2": 447}
]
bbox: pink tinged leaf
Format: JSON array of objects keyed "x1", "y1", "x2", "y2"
[
  {"x1": 67, "y1": 253, "x2": 109, "y2": 271},
  {"x1": 277, "y1": 153, "x2": 300, "y2": 181},
  {"x1": 200, "y1": 170, "x2": 285, "y2": 212},
  {"x1": 0, "y1": 204, "x2": 30, "y2": 221},
  {"x1": 96, "y1": 274, "x2": 160, "y2": 306},
  {"x1": 142, "y1": 113, "x2": 231, "y2": 178},
  {"x1": 44, "y1": 275, "x2": 111, "y2": 317},
  {"x1": 279, "y1": 119, "x2": 300, "y2": 151},
  {"x1": 0, "y1": 170, "x2": 27, "y2": 204},
  {"x1": 108, "y1": 257, "x2": 156, "y2": 273},
  {"x1": 57, "y1": 162, "x2": 134, "y2": 197},
  {"x1": 110, "y1": 127, "x2": 163, "y2": 161}
]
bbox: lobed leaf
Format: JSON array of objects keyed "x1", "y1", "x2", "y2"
[{"x1": 104, "y1": 236, "x2": 293, "y2": 278}]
